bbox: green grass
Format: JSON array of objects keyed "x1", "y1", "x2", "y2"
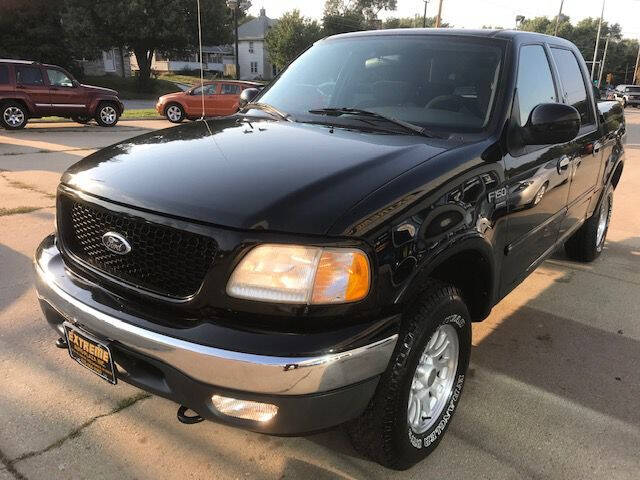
[
  {"x1": 82, "y1": 75, "x2": 180, "y2": 99},
  {"x1": 158, "y1": 73, "x2": 207, "y2": 86},
  {"x1": 36, "y1": 108, "x2": 162, "y2": 123},
  {"x1": 121, "y1": 108, "x2": 162, "y2": 119}
]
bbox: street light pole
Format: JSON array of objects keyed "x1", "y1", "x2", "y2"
[
  {"x1": 435, "y1": 0, "x2": 443, "y2": 28},
  {"x1": 554, "y1": 0, "x2": 564, "y2": 36},
  {"x1": 590, "y1": 0, "x2": 606, "y2": 81},
  {"x1": 423, "y1": 0, "x2": 428, "y2": 28},
  {"x1": 234, "y1": 7, "x2": 239, "y2": 79},
  {"x1": 634, "y1": 43, "x2": 640, "y2": 84},
  {"x1": 597, "y1": 34, "x2": 610, "y2": 88}
]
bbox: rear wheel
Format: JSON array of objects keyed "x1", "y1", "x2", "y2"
[
  {"x1": 165, "y1": 103, "x2": 185, "y2": 123},
  {"x1": 564, "y1": 187, "x2": 613, "y2": 262},
  {"x1": 347, "y1": 280, "x2": 471, "y2": 470},
  {"x1": 95, "y1": 102, "x2": 120, "y2": 127},
  {"x1": 1, "y1": 101, "x2": 28, "y2": 130}
]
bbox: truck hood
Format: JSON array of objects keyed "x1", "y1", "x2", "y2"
[{"x1": 62, "y1": 118, "x2": 449, "y2": 235}]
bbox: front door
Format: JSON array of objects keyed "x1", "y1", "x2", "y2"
[
  {"x1": 501, "y1": 44, "x2": 572, "y2": 293},
  {"x1": 45, "y1": 68, "x2": 88, "y2": 116},
  {"x1": 14, "y1": 65, "x2": 51, "y2": 115},
  {"x1": 548, "y1": 47, "x2": 603, "y2": 238}
]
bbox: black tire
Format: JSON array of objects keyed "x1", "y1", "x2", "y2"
[
  {"x1": 347, "y1": 280, "x2": 471, "y2": 470},
  {"x1": 72, "y1": 115, "x2": 92, "y2": 124},
  {"x1": 94, "y1": 102, "x2": 120, "y2": 127},
  {"x1": 165, "y1": 103, "x2": 185, "y2": 123},
  {"x1": 1, "y1": 101, "x2": 28, "y2": 130},
  {"x1": 564, "y1": 186, "x2": 613, "y2": 262}
]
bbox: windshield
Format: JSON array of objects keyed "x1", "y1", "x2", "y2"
[
  {"x1": 625, "y1": 86, "x2": 640, "y2": 93},
  {"x1": 257, "y1": 35, "x2": 505, "y2": 133}
]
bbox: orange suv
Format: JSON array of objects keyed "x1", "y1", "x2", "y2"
[
  {"x1": 156, "y1": 80, "x2": 261, "y2": 123},
  {"x1": 0, "y1": 59, "x2": 124, "y2": 130}
]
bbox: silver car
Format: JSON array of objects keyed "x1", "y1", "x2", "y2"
[{"x1": 613, "y1": 84, "x2": 640, "y2": 107}]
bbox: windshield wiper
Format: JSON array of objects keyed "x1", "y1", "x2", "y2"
[
  {"x1": 242, "y1": 102, "x2": 291, "y2": 121},
  {"x1": 307, "y1": 107, "x2": 435, "y2": 137}
]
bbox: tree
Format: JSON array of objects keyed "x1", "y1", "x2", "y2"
[
  {"x1": 62, "y1": 0, "x2": 234, "y2": 87},
  {"x1": 383, "y1": 16, "x2": 450, "y2": 29},
  {"x1": 265, "y1": 10, "x2": 323, "y2": 70},
  {"x1": 520, "y1": 15, "x2": 638, "y2": 85},
  {"x1": 0, "y1": 0, "x2": 80, "y2": 74},
  {"x1": 322, "y1": 0, "x2": 397, "y2": 35}
]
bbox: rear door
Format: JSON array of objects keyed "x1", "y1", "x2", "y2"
[
  {"x1": 501, "y1": 44, "x2": 572, "y2": 293},
  {"x1": 549, "y1": 47, "x2": 603, "y2": 239},
  {"x1": 218, "y1": 83, "x2": 242, "y2": 115},
  {"x1": 0, "y1": 64, "x2": 13, "y2": 97},
  {"x1": 15, "y1": 65, "x2": 51, "y2": 115},
  {"x1": 45, "y1": 67, "x2": 89, "y2": 116}
]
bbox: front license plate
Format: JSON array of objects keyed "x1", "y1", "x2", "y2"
[{"x1": 64, "y1": 323, "x2": 117, "y2": 384}]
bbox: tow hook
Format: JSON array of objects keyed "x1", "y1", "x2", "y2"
[
  {"x1": 55, "y1": 337, "x2": 68, "y2": 349},
  {"x1": 177, "y1": 405, "x2": 204, "y2": 424}
]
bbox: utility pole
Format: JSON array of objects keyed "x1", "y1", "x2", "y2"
[
  {"x1": 423, "y1": 0, "x2": 429, "y2": 28},
  {"x1": 554, "y1": 0, "x2": 564, "y2": 36},
  {"x1": 435, "y1": 0, "x2": 443, "y2": 28},
  {"x1": 590, "y1": 0, "x2": 606, "y2": 81},
  {"x1": 634, "y1": 43, "x2": 640, "y2": 84},
  {"x1": 597, "y1": 34, "x2": 610, "y2": 88}
]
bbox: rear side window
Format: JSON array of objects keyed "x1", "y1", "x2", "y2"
[
  {"x1": 551, "y1": 48, "x2": 593, "y2": 126},
  {"x1": 0, "y1": 65, "x2": 8, "y2": 84},
  {"x1": 221, "y1": 84, "x2": 240, "y2": 94},
  {"x1": 15, "y1": 66, "x2": 44, "y2": 86},
  {"x1": 515, "y1": 45, "x2": 557, "y2": 127}
]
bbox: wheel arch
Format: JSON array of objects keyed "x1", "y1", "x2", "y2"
[
  {"x1": 398, "y1": 236, "x2": 496, "y2": 322},
  {"x1": 1, "y1": 97, "x2": 32, "y2": 115}
]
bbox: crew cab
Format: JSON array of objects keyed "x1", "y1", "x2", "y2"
[
  {"x1": 0, "y1": 59, "x2": 124, "y2": 129},
  {"x1": 35, "y1": 30, "x2": 625, "y2": 470}
]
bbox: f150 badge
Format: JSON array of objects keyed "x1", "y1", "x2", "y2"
[{"x1": 487, "y1": 187, "x2": 507, "y2": 203}]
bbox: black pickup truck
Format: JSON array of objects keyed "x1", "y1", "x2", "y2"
[{"x1": 35, "y1": 29, "x2": 625, "y2": 470}]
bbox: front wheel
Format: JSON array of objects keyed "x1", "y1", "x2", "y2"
[
  {"x1": 564, "y1": 187, "x2": 613, "y2": 262},
  {"x1": 95, "y1": 102, "x2": 120, "y2": 127},
  {"x1": 165, "y1": 103, "x2": 185, "y2": 123},
  {"x1": 1, "y1": 102, "x2": 28, "y2": 130},
  {"x1": 347, "y1": 280, "x2": 471, "y2": 470}
]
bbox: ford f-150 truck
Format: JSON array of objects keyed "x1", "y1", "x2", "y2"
[{"x1": 35, "y1": 29, "x2": 625, "y2": 470}]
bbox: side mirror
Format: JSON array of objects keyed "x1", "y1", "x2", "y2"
[
  {"x1": 521, "y1": 103, "x2": 581, "y2": 145},
  {"x1": 238, "y1": 88, "x2": 259, "y2": 108}
]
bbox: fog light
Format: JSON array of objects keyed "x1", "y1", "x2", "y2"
[{"x1": 211, "y1": 395, "x2": 278, "y2": 422}]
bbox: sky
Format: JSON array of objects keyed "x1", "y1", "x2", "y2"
[{"x1": 247, "y1": 0, "x2": 640, "y2": 39}]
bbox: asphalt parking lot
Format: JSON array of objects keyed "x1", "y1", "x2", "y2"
[{"x1": 1, "y1": 113, "x2": 639, "y2": 479}]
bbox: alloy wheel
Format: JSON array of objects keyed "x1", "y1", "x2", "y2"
[
  {"x1": 166, "y1": 105, "x2": 183, "y2": 122},
  {"x1": 3, "y1": 106, "x2": 25, "y2": 127},
  {"x1": 596, "y1": 195, "x2": 611, "y2": 247},
  {"x1": 407, "y1": 322, "x2": 460, "y2": 434},
  {"x1": 100, "y1": 106, "x2": 117, "y2": 125}
]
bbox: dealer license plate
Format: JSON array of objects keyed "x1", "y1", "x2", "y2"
[{"x1": 64, "y1": 323, "x2": 117, "y2": 384}]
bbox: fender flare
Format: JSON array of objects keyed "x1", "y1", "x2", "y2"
[
  {"x1": 1, "y1": 94, "x2": 37, "y2": 115},
  {"x1": 88, "y1": 95, "x2": 123, "y2": 115},
  {"x1": 395, "y1": 234, "x2": 497, "y2": 320}
]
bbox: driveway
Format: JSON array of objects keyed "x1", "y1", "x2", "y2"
[{"x1": 1, "y1": 113, "x2": 639, "y2": 479}]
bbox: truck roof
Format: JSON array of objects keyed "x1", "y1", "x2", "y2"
[{"x1": 325, "y1": 28, "x2": 577, "y2": 49}]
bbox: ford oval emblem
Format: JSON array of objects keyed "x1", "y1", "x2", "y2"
[{"x1": 102, "y1": 232, "x2": 131, "y2": 255}]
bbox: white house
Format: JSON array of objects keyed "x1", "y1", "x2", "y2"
[
  {"x1": 80, "y1": 48, "x2": 132, "y2": 77},
  {"x1": 130, "y1": 45, "x2": 235, "y2": 75},
  {"x1": 237, "y1": 8, "x2": 278, "y2": 80}
]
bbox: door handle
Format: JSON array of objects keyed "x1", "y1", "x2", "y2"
[
  {"x1": 50, "y1": 87, "x2": 59, "y2": 91},
  {"x1": 16, "y1": 84, "x2": 25, "y2": 89},
  {"x1": 558, "y1": 156, "x2": 570, "y2": 173}
]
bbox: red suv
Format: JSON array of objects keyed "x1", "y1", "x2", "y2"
[{"x1": 0, "y1": 59, "x2": 124, "y2": 130}]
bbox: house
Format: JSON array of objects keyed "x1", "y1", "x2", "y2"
[
  {"x1": 79, "y1": 48, "x2": 132, "y2": 77},
  {"x1": 237, "y1": 8, "x2": 278, "y2": 80},
  {"x1": 129, "y1": 45, "x2": 235, "y2": 75}
]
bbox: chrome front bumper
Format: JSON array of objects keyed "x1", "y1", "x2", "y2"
[{"x1": 35, "y1": 235, "x2": 397, "y2": 396}]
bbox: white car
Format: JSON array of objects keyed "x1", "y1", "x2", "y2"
[{"x1": 613, "y1": 84, "x2": 640, "y2": 108}]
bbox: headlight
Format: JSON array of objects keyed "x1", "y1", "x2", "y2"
[{"x1": 226, "y1": 244, "x2": 370, "y2": 304}]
